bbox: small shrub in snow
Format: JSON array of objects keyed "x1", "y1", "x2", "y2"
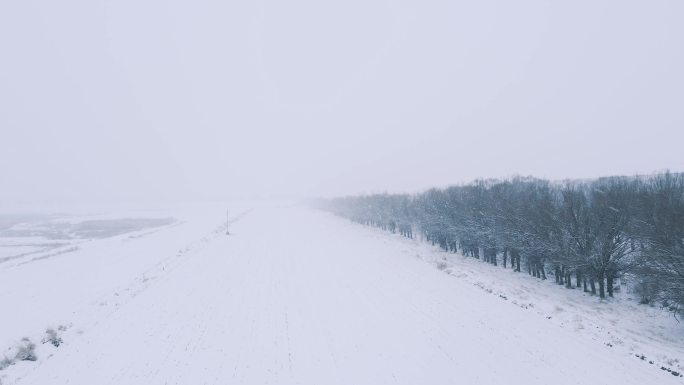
[
  {"x1": 15, "y1": 338, "x2": 37, "y2": 362},
  {"x1": 43, "y1": 328, "x2": 63, "y2": 347},
  {"x1": 436, "y1": 262, "x2": 448, "y2": 271},
  {"x1": 0, "y1": 356, "x2": 13, "y2": 370}
]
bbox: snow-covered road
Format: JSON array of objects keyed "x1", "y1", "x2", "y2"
[{"x1": 7, "y1": 206, "x2": 681, "y2": 384}]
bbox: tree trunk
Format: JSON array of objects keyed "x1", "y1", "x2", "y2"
[
  {"x1": 502, "y1": 248, "x2": 508, "y2": 268},
  {"x1": 598, "y1": 272, "x2": 606, "y2": 299},
  {"x1": 607, "y1": 275, "x2": 614, "y2": 297}
]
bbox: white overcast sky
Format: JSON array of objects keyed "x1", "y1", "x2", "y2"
[{"x1": 1, "y1": 0, "x2": 683, "y2": 203}]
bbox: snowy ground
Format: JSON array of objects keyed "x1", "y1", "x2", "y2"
[{"x1": 0, "y1": 203, "x2": 682, "y2": 384}]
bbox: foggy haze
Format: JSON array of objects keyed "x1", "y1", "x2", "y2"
[
  {"x1": 2, "y1": 0, "x2": 683, "y2": 203},
  {"x1": 2, "y1": 3, "x2": 684, "y2": 384}
]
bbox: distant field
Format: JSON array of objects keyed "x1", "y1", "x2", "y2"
[{"x1": 0, "y1": 213, "x2": 175, "y2": 265}]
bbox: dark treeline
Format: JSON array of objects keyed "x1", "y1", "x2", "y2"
[{"x1": 324, "y1": 172, "x2": 684, "y2": 316}]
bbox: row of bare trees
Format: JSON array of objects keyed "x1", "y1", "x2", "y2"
[{"x1": 324, "y1": 172, "x2": 684, "y2": 315}]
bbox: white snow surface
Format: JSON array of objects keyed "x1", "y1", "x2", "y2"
[{"x1": 0, "y1": 203, "x2": 682, "y2": 384}]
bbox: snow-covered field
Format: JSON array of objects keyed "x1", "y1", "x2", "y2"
[{"x1": 0, "y1": 203, "x2": 682, "y2": 384}]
